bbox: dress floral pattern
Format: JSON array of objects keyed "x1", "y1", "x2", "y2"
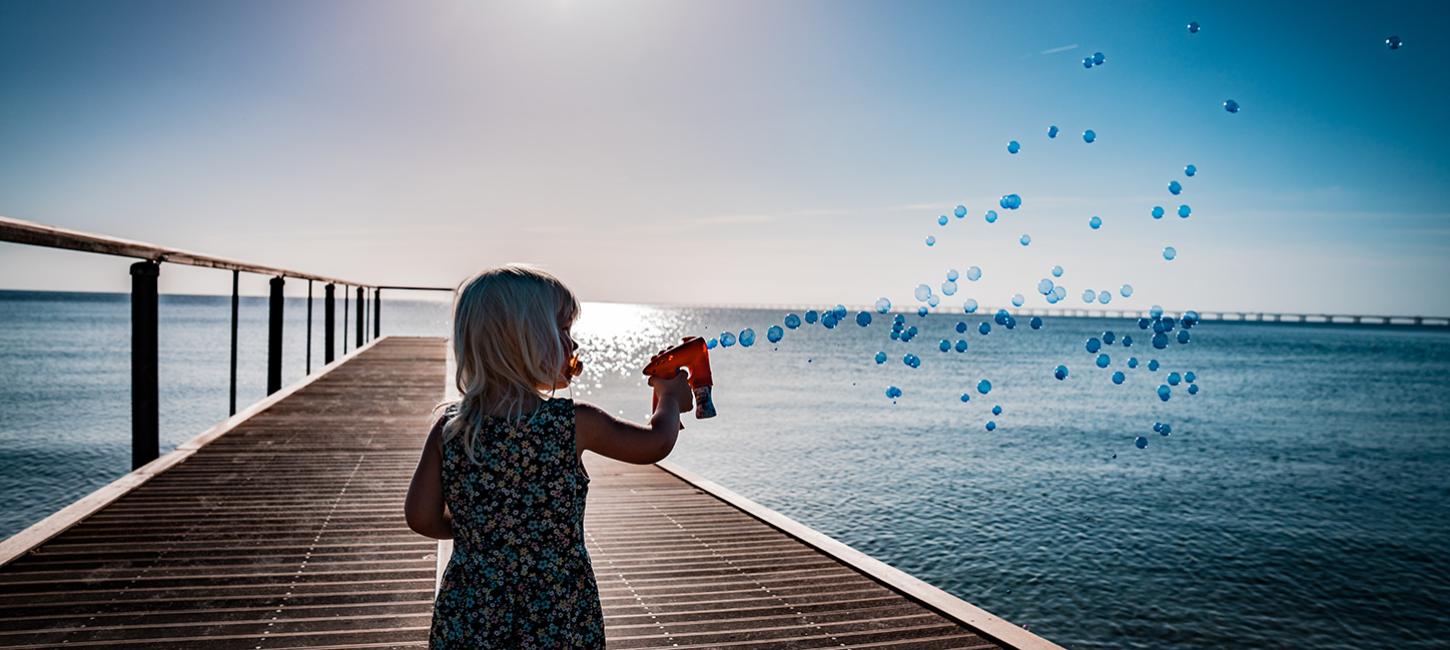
[{"x1": 430, "y1": 398, "x2": 604, "y2": 649}]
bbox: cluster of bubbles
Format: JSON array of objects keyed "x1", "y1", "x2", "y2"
[
  {"x1": 1081, "y1": 51, "x2": 1106, "y2": 69},
  {"x1": 1000, "y1": 193, "x2": 1023, "y2": 210},
  {"x1": 1052, "y1": 307, "x2": 1204, "y2": 411}
]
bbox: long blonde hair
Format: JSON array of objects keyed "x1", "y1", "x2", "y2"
[{"x1": 440, "y1": 265, "x2": 580, "y2": 462}]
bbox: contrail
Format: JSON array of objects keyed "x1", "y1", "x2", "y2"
[{"x1": 1040, "y1": 44, "x2": 1079, "y2": 55}]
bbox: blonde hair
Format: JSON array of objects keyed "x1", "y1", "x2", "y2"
[{"x1": 440, "y1": 265, "x2": 580, "y2": 462}]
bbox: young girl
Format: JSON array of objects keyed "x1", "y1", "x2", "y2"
[{"x1": 405, "y1": 265, "x2": 693, "y2": 649}]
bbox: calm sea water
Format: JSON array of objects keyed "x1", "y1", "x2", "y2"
[{"x1": 2, "y1": 291, "x2": 1447, "y2": 649}]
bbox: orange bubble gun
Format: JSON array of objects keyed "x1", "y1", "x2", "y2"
[{"x1": 642, "y1": 336, "x2": 717, "y2": 419}]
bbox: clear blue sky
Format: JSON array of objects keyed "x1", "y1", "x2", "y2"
[{"x1": 2, "y1": 0, "x2": 1447, "y2": 315}]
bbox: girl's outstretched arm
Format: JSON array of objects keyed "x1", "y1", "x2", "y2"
[
  {"x1": 577, "y1": 369, "x2": 692, "y2": 465},
  {"x1": 404, "y1": 416, "x2": 453, "y2": 539}
]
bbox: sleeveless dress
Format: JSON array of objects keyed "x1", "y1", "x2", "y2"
[{"x1": 429, "y1": 398, "x2": 605, "y2": 649}]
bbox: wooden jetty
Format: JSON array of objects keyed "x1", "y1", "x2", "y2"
[{"x1": 0, "y1": 336, "x2": 1058, "y2": 649}]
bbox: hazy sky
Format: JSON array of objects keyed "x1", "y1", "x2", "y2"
[{"x1": 2, "y1": 0, "x2": 1447, "y2": 315}]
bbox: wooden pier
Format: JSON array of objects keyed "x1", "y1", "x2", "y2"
[{"x1": 0, "y1": 337, "x2": 1056, "y2": 649}]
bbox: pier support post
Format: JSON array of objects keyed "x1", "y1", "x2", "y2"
[
  {"x1": 373, "y1": 288, "x2": 381, "y2": 337},
  {"x1": 130, "y1": 261, "x2": 160, "y2": 470},
  {"x1": 355, "y1": 286, "x2": 364, "y2": 348},
  {"x1": 267, "y1": 276, "x2": 284, "y2": 395},
  {"x1": 324, "y1": 284, "x2": 336, "y2": 363}
]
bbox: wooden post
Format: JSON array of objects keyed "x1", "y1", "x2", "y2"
[
  {"x1": 267, "y1": 276, "x2": 284, "y2": 395},
  {"x1": 229, "y1": 270, "x2": 239, "y2": 416},
  {"x1": 130, "y1": 261, "x2": 160, "y2": 470},
  {"x1": 324, "y1": 283, "x2": 336, "y2": 364}
]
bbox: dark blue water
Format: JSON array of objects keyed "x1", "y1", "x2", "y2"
[{"x1": 2, "y1": 292, "x2": 1448, "y2": 649}]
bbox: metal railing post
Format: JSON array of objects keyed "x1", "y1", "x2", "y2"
[
  {"x1": 324, "y1": 283, "x2": 336, "y2": 363},
  {"x1": 130, "y1": 261, "x2": 160, "y2": 470},
  {"x1": 343, "y1": 286, "x2": 349, "y2": 354},
  {"x1": 305, "y1": 280, "x2": 313, "y2": 374},
  {"x1": 355, "y1": 286, "x2": 364, "y2": 348},
  {"x1": 229, "y1": 270, "x2": 239, "y2": 416},
  {"x1": 267, "y1": 276, "x2": 284, "y2": 394},
  {"x1": 374, "y1": 288, "x2": 381, "y2": 337}
]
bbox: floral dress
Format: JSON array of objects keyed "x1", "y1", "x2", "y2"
[{"x1": 430, "y1": 398, "x2": 604, "y2": 649}]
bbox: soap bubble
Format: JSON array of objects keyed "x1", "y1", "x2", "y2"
[
  {"x1": 1090, "y1": 215, "x2": 1102, "y2": 230},
  {"x1": 1169, "y1": 180, "x2": 1182, "y2": 195},
  {"x1": 1030, "y1": 316, "x2": 1043, "y2": 330},
  {"x1": 1000, "y1": 194, "x2": 1022, "y2": 210},
  {"x1": 1152, "y1": 206, "x2": 1165, "y2": 219},
  {"x1": 918, "y1": 306, "x2": 929, "y2": 317},
  {"x1": 1102, "y1": 331, "x2": 1116, "y2": 345},
  {"x1": 1148, "y1": 359, "x2": 1160, "y2": 371},
  {"x1": 822, "y1": 313, "x2": 838, "y2": 329},
  {"x1": 1223, "y1": 99, "x2": 1240, "y2": 113},
  {"x1": 906, "y1": 325, "x2": 919, "y2": 338},
  {"x1": 925, "y1": 236, "x2": 936, "y2": 247},
  {"x1": 1120, "y1": 284, "x2": 1133, "y2": 298},
  {"x1": 1048, "y1": 125, "x2": 1059, "y2": 138},
  {"x1": 979, "y1": 322, "x2": 991, "y2": 335},
  {"x1": 964, "y1": 298, "x2": 979, "y2": 313},
  {"x1": 1082, "y1": 289, "x2": 1096, "y2": 304},
  {"x1": 1386, "y1": 35, "x2": 1402, "y2": 50},
  {"x1": 1127, "y1": 357, "x2": 1138, "y2": 368},
  {"x1": 1163, "y1": 246, "x2": 1177, "y2": 261},
  {"x1": 1083, "y1": 129, "x2": 1097, "y2": 143},
  {"x1": 1020, "y1": 234, "x2": 1032, "y2": 246},
  {"x1": 1038, "y1": 279, "x2": 1055, "y2": 295},
  {"x1": 1086, "y1": 337, "x2": 1102, "y2": 353},
  {"x1": 955, "y1": 205, "x2": 967, "y2": 218},
  {"x1": 767, "y1": 325, "x2": 784, "y2": 343},
  {"x1": 1082, "y1": 56, "x2": 1093, "y2": 69},
  {"x1": 977, "y1": 379, "x2": 992, "y2": 394},
  {"x1": 992, "y1": 404, "x2": 1003, "y2": 416},
  {"x1": 886, "y1": 385, "x2": 903, "y2": 399},
  {"x1": 986, "y1": 420, "x2": 997, "y2": 431},
  {"x1": 785, "y1": 313, "x2": 802, "y2": 329},
  {"x1": 1012, "y1": 294, "x2": 1025, "y2": 307},
  {"x1": 994, "y1": 309, "x2": 1010, "y2": 325},
  {"x1": 903, "y1": 353, "x2": 921, "y2": 368},
  {"x1": 720, "y1": 331, "x2": 737, "y2": 347},
  {"x1": 1053, "y1": 286, "x2": 1067, "y2": 301},
  {"x1": 1157, "y1": 384, "x2": 1171, "y2": 401},
  {"x1": 960, "y1": 392, "x2": 971, "y2": 403},
  {"x1": 1149, "y1": 305, "x2": 1164, "y2": 319},
  {"x1": 1167, "y1": 372, "x2": 1181, "y2": 386},
  {"x1": 805, "y1": 310, "x2": 818, "y2": 324},
  {"x1": 856, "y1": 311, "x2": 873, "y2": 327},
  {"x1": 1188, "y1": 383, "x2": 1200, "y2": 395},
  {"x1": 967, "y1": 266, "x2": 982, "y2": 281},
  {"x1": 874, "y1": 298, "x2": 891, "y2": 314},
  {"x1": 942, "y1": 281, "x2": 958, "y2": 296},
  {"x1": 1135, "y1": 436, "x2": 1148, "y2": 449},
  {"x1": 1185, "y1": 164, "x2": 1197, "y2": 177},
  {"x1": 1185, "y1": 371, "x2": 1196, "y2": 383},
  {"x1": 875, "y1": 351, "x2": 887, "y2": 364},
  {"x1": 915, "y1": 284, "x2": 932, "y2": 301},
  {"x1": 938, "y1": 215, "x2": 949, "y2": 226},
  {"x1": 939, "y1": 339, "x2": 951, "y2": 352},
  {"x1": 1052, "y1": 265, "x2": 1064, "y2": 277},
  {"x1": 1187, "y1": 21, "x2": 1200, "y2": 34},
  {"x1": 1152, "y1": 332, "x2": 1169, "y2": 349},
  {"x1": 947, "y1": 269, "x2": 959, "y2": 281},
  {"x1": 927, "y1": 295, "x2": 940, "y2": 308},
  {"x1": 1112, "y1": 371, "x2": 1125, "y2": 384},
  {"x1": 985, "y1": 210, "x2": 998, "y2": 224},
  {"x1": 955, "y1": 339, "x2": 968, "y2": 353},
  {"x1": 1046, "y1": 293, "x2": 1059, "y2": 305},
  {"x1": 1121, "y1": 335, "x2": 1133, "y2": 347},
  {"x1": 956, "y1": 321, "x2": 968, "y2": 333},
  {"x1": 1159, "y1": 423, "x2": 1173, "y2": 436},
  {"x1": 707, "y1": 338, "x2": 718, "y2": 349},
  {"x1": 1177, "y1": 329, "x2": 1191, "y2": 344},
  {"x1": 1096, "y1": 353, "x2": 1110, "y2": 368},
  {"x1": 1054, "y1": 364, "x2": 1069, "y2": 380},
  {"x1": 1093, "y1": 51, "x2": 1105, "y2": 65},
  {"x1": 1098, "y1": 291, "x2": 1112, "y2": 305},
  {"x1": 1008, "y1": 140, "x2": 1021, "y2": 154},
  {"x1": 1177, "y1": 204, "x2": 1191, "y2": 218},
  {"x1": 833, "y1": 305, "x2": 848, "y2": 320}
]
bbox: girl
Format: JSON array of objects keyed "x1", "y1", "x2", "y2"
[{"x1": 405, "y1": 265, "x2": 693, "y2": 649}]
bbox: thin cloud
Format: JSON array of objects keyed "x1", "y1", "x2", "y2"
[{"x1": 1040, "y1": 44, "x2": 1079, "y2": 55}]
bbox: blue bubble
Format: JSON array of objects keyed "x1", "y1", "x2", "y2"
[
  {"x1": 1185, "y1": 164, "x2": 1197, "y2": 177},
  {"x1": 1112, "y1": 371, "x2": 1125, "y2": 384},
  {"x1": 1127, "y1": 357, "x2": 1138, "y2": 368},
  {"x1": 986, "y1": 420, "x2": 997, "y2": 431},
  {"x1": 1093, "y1": 51, "x2": 1105, "y2": 65},
  {"x1": 856, "y1": 311, "x2": 872, "y2": 327},
  {"x1": 994, "y1": 309, "x2": 1010, "y2": 325},
  {"x1": 821, "y1": 313, "x2": 837, "y2": 329},
  {"x1": 720, "y1": 331, "x2": 737, "y2": 347},
  {"x1": 1177, "y1": 329, "x2": 1191, "y2": 344},
  {"x1": 1048, "y1": 124, "x2": 1059, "y2": 139},
  {"x1": 1038, "y1": 279, "x2": 1055, "y2": 295},
  {"x1": 1169, "y1": 180, "x2": 1182, "y2": 195},
  {"x1": 1082, "y1": 56, "x2": 1094, "y2": 69},
  {"x1": 1120, "y1": 284, "x2": 1134, "y2": 298},
  {"x1": 1223, "y1": 99, "x2": 1240, "y2": 113},
  {"x1": 1387, "y1": 35, "x2": 1402, "y2": 50},
  {"x1": 1163, "y1": 246, "x2": 1177, "y2": 261},
  {"x1": 906, "y1": 325, "x2": 919, "y2": 338},
  {"x1": 925, "y1": 235, "x2": 936, "y2": 247},
  {"x1": 1098, "y1": 290, "x2": 1112, "y2": 305},
  {"x1": 947, "y1": 268, "x2": 960, "y2": 281},
  {"x1": 1159, "y1": 423, "x2": 1172, "y2": 436},
  {"x1": 1000, "y1": 194, "x2": 1022, "y2": 210},
  {"x1": 805, "y1": 310, "x2": 818, "y2": 324},
  {"x1": 1150, "y1": 305, "x2": 1164, "y2": 319},
  {"x1": 875, "y1": 351, "x2": 887, "y2": 364},
  {"x1": 915, "y1": 284, "x2": 932, "y2": 301},
  {"x1": 1086, "y1": 337, "x2": 1102, "y2": 353},
  {"x1": 1148, "y1": 359, "x2": 1160, "y2": 371},
  {"x1": 1138, "y1": 317, "x2": 1151, "y2": 330},
  {"x1": 1187, "y1": 21, "x2": 1200, "y2": 34},
  {"x1": 938, "y1": 215, "x2": 949, "y2": 226},
  {"x1": 1020, "y1": 234, "x2": 1032, "y2": 246},
  {"x1": 1157, "y1": 384, "x2": 1171, "y2": 401},
  {"x1": 1135, "y1": 436, "x2": 1148, "y2": 449},
  {"x1": 955, "y1": 205, "x2": 967, "y2": 218},
  {"x1": 1121, "y1": 335, "x2": 1133, "y2": 348},
  {"x1": 1082, "y1": 289, "x2": 1096, "y2": 304},
  {"x1": 992, "y1": 404, "x2": 1003, "y2": 416},
  {"x1": 1096, "y1": 353, "x2": 1110, "y2": 368},
  {"x1": 1089, "y1": 215, "x2": 1102, "y2": 230},
  {"x1": 964, "y1": 298, "x2": 979, "y2": 313},
  {"x1": 1053, "y1": 286, "x2": 1067, "y2": 301},
  {"x1": 979, "y1": 322, "x2": 991, "y2": 335},
  {"x1": 927, "y1": 295, "x2": 940, "y2": 308},
  {"x1": 903, "y1": 353, "x2": 921, "y2": 368},
  {"x1": 960, "y1": 392, "x2": 971, "y2": 403},
  {"x1": 1052, "y1": 265, "x2": 1064, "y2": 277},
  {"x1": 707, "y1": 338, "x2": 718, "y2": 349},
  {"x1": 784, "y1": 313, "x2": 802, "y2": 329},
  {"x1": 1012, "y1": 294, "x2": 1025, "y2": 307},
  {"x1": 767, "y1": 325, "x2": 784, "y2": 343},
  {"x1": 1151, "y1": 332, "x2": 1169, "y2": 349},
  {"x1": 874, "y1": 298, "x2": 891, "y2": 314},
  {"x1": 955, "y1": 339, "x2": 968, "y2": 353},
  {"x1": 939, "y1": 339, "x2": 951, "y2": 353},
  {"x1": 955, "y1": 321, "x2": 967, "y2": 334},
  {"x1": 1083, "y1": 129, "x2": 1097, "y2": 143},
  {"x1": 1167, "y1": 372, "x2": 1181, "y2": 386},
  {"x1": 1177, "y1": 204, "x2": 1191, "y2": 219},
  {"x1": 1188, "y1": 383, "x2": 1200, "y2": 395},
  {"x1": 1030, "y1": 316, "x2": 1043, "y2": 330},
  {"x1": 1185, "y1": 371, "x2": 1196, "y2": 383},
  {"x1": 1008, "y1": 140, "x2": 1021, "y2": 154},
  {"x1": 918, "y1": 306, "x2": 929, "y2": 317},
  {"x1": 941, "y1": 281, "x2": 958, "y2": 296},
  {"x1": 886, "y1": 385, "x2": 903, "y2": 399},
  {"x1": 1102, "y1": 331, "x2": 1116, "y2": 345},
  {"x1": 967, "y1": 266, "x2": 982, "y2": 281},
  {"x1": 977, "y1": 379, "x2": 992, "y2": 394},
  {"x1": 984, "y1": 210, "x2": 998, "y2": 224},
  {"x1": 1152, "y1": 206, "x2": 1165, "y2": 219},
  {"x1": 1046, "y1": 293, "x2": 1059, "y2": 305},
  {"x1": 1054, "y1": 364, "x2": 1069, "y2": 380}
]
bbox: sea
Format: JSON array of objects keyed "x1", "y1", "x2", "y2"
[{"x1": 1, "y1": 289, "x2": 1447, "y2": 650}]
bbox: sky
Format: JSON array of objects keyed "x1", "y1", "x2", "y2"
[{"x1": 1, "y1": 0, "x2": 1448, "y2": 315}]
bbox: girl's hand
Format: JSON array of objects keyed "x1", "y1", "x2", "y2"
[{"x1": 649, "y1": 368, "x2": 694, "y2": 414}]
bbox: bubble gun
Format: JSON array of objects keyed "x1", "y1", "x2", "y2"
[{"x1": 642, "y1": 336, "x2": 717, "y2": 420}]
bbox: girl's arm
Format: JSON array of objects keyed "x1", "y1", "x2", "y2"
[
  {"x1": 576, "y1": 369, "x2": 692, "y2": 465},
  {"x1": 404, "y1": 416, "x2": 453, "y2": 539}
]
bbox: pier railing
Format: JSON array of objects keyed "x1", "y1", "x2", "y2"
[{"x1": 0, "y1": 215, "x2": 451, "y2": 469}]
